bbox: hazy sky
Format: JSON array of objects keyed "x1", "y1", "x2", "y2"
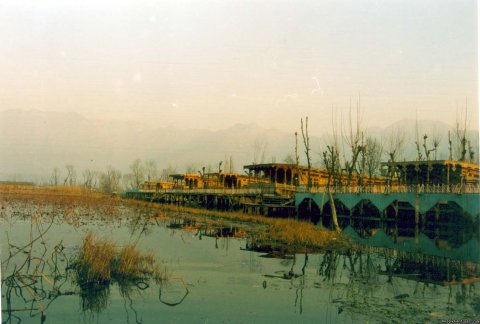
[{"x1": 0, "y1": 0, "x2": 477, "y2": 134}]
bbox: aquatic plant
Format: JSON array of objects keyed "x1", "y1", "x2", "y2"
[{"x1": 72, "y1": 232, "x2": 165, "y2": 289}]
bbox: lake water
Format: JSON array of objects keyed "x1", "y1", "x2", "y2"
[{"x1": 1, "y1": 200, "x2": 479, "y2": 323}]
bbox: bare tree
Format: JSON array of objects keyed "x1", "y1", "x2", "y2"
[
  {"x1": 448, "y1": 130, "x2": 453, "y2": 160},
  {"x1": 129, "y1": 159, "x2": 145, "y2": 188},
  {"x1": 122, "y1": 173, "x2": 135, "y2": 191},
  {"x1": 223, "y1": 156, "x2": 235, "y2": 173},
  {"x1": 63, "y1": 165, "x2": 76, "y2": 186},
  {"x1": 414, "y1": 119, "x2": 423, "y2": 161},
  {"x1": 384, "y1": 127, "x2": 406, "y2": 185},
  {"x1": 342, "y1": 101, "x2": 364, "y2": 187},
  {"x1": 99, "y1": 166, "x2": 122, "y2": 194},
  {"x1": 364, "y1": 137, "x2": 383, "y2": 183},
  {"x1": 82, "y1": 169, "x2": 97, "y2": 189},
  {"x1": 161, "y1": 165, "x2": 177, "y2": 181},
  {"x1": 300, "y1": 117, "x2": 312, "y2": 190},
  {"x1": 431, "y1": 131, "x2": 441, "y2": 160},
  {"x1": 253, "y1": 138, "x2": 268, "y2": 164},
  {"x1": 455, "y1": 105, "x2": 470, "y2": 162},
  {"x1": 51, "y1": 167, "x2": 59, "y2": 186},
  {"x1": 284, "y1": 154, "x2": 295, "y2": 164},
  {"x1": 185, "y1": 163, "x2": 197, "y2": 174},
  {"x1": 295, "y1": 131, "x2": 300, "y2": 186},
  {"x1": 144, "y1": 159, "x2": 158, "y2": 181},
  {"x1": 385, "y1": 127, "x2": 405, "y2": 163},
  {"x1": 321, "y1": 110, "x2": 341, "y2": 232},
  {"x1": 468, "y1": 140, "x2": 475, "y2": 163}
]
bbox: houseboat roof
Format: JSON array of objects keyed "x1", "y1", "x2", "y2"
[
  {"x1": 243, "y1": 162, "x2": 321, "y2": 171},
  {"x1": 381, "y1": 160, "x2": 480, "y2": 169}
]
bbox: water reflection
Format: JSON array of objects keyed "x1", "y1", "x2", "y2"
[
  {"x1": 2, "y1": 199, "x2": 479, "y2": 323},
  {"x1": 257, "y1": 225, "x2": 479, "y2": 322},
  {"x1": 1, "y1": 210, "x2": 188, "y2": 324}
]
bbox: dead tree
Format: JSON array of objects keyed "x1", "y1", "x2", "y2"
[
  {"x1": 82, "y1": 169, "x2": 97, "y2": 189},
  {"x1": 253, "y1": 138, "x2": 268, "y2": 164},
  {"x1": 300, "y1": 117, "x2": 312, "y2": 190},
  {"x1": 129, "y1": 159, "x2": 145, "y2": 188},
  {"x1": 99, "y1": 166, "x2": 122, "y2": 194},
  {"x1": 51, "y1": 167, "x2": 59, "y2": 186},
  {"x1": 342, "y1": 101, "x2": 364, "y2": 187},
  {"x1": 414, "y1": 119, "x2": 423, "y2": 161},
  {"x1": 145, "y1": 159, "x2": 158, "y2": 181},
  {"x1": 63, "y1": 165, "x2": 76, "y2": 186},
  {"x1": 448, "y1": 130, "x2": 453, "y2": 160},
  {"x1": 455, "y1": 105, "x2": 469, "y2": 162},
  {"x1": 385, "y1": 127, "x2": 405, "y2": 184},
  {"x1": 321, "y1": 110, "x2": 341, "y2": 232},
  {"x1": 363, "y1": 136, "x2": 383, "y2": 188},
  {"x1": 295, "y1": 131, "x2": 300, "y2": 186}
]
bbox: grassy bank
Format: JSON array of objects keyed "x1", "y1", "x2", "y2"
[{"x1": 0, "y1": 184, "x2": 348, "y2": 252}]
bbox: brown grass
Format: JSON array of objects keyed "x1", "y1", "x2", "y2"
[
  {"x1": 124, "y1": 199, "x2": 348, "y2": 251},
  {"x1": 73, "y1": 232, "x2": 164, "y2": 287},
  {"x1": 74, "y1": 232, "x2": 116, "y2": 285},
  {"x1": 1, "y1": 184, "x2": 347, "y2": 251},
  {"x1": 257, "y1": 219, "x2": 347, "y2": 251}
]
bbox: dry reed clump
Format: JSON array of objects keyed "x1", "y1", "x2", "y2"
[
  {"x1": 124, "y1": 199, "x2": 347, "y2": 250},
  {"x1": 255, "y1": 219, "x2": 348, "y2": 252},
  {"x1": 73, "y1": 232, "x2": 164, "y2": 288}
]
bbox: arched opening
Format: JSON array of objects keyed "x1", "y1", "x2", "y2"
[
  {"x1": 286, "y1": 169, "x2": 292, "y2": 185},
  {"x1": 385, "y1": 200, "x2": 416, "y2": 237},
  {"x1": 321, "y1": 199, "x2": 350, "y2": 229},
  {"x1": 425, "y1": 201, "x2": 477, "y2": 247},
  {"x1": 277, "y1": 168, "x2": 285, "y2": 184},
  {"x1": 298, "y1": 198, "x2": 321, "y2": 224},
  {"x1": 351, "y1": 199, "x2": 382, "y2": 237}
]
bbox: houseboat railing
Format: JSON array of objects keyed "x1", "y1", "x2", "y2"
[
  {"x1": 298, "y1": 184, "x2": 480, "y2": 194},
  {"x1": 139, "y1": 184, "x2": 479, "y2": 195},
  {"x1": 140, "y1": 188, "x2": 272, "y2": 195}
]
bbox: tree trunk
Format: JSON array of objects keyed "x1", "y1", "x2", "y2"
[{"x1": 329, "y1": 191, "x2": 340, "y2": 232}]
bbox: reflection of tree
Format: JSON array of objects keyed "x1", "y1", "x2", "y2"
[
  {"x1": 1, "y1": 214, "x2": 73, "y2": 323},
  {"x1": 318, "y1": 246, "x2": 480, "y2": 322},
  {"x1": 293, "y1": 253, "x2": 308, "y2": 314},
  {"x1": 1, "y1": 210, "x2": 188, "y2": 323},
  {"x1": 158, "y1": 279, "x2": 190, "y2": 307},
  {"x1": 319, "y1": 250, "x2": 340, "y2": 282}
]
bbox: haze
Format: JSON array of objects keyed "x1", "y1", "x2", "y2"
[{"x1": 0, "y1": 0, "x2": 477, "y2": 133}]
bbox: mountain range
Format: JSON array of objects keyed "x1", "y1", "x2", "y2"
[{"x1": 0, "y1": 109, "x2": 478, "y2": 183}]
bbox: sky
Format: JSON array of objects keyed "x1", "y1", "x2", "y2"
[{"x1": 0, "y1": 0, "x2": 477, "y2": 134}]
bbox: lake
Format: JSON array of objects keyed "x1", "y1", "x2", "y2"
[{"x1": 1, "y1": 198, "x2": 479, "y2": 323}]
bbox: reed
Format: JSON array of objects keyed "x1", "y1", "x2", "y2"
[
  {"x1": 1, "y1": 184, "x2": 347, "y2": 251},
  {"x1": 72, "y1": 232, "x2": 164, "y2": 288},
  {"x1": 123, "y1": 200, "x2": 348, "y2": 251},
  {"x1": 262, "y1": 219, "x2": 347, "y2": 251},
  {"x1": 74, "y1": 232, "x2": 116, "y2": 285}
]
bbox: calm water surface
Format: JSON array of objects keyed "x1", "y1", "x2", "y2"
[{"x1": 1, "y1": 202, "x2": 479, "y2": 323}]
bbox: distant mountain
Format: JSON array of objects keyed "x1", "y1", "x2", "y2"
[{"x1": 0, "y1": 110, "x2": 478, "y2": 183}]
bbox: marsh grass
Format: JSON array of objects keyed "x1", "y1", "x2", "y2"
[
  {"x1": 1, "y1": 184, "x2": 347, "y2": 252},
  {"x1": 125, "y1": 200, "x2": 348, "y2": 252},
  {"x1": 72, "y1": 232, "x2": 165, "y2": 289},
  {"x1": 255, "y1": 219, "x2": 348, "y2": 252}
]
